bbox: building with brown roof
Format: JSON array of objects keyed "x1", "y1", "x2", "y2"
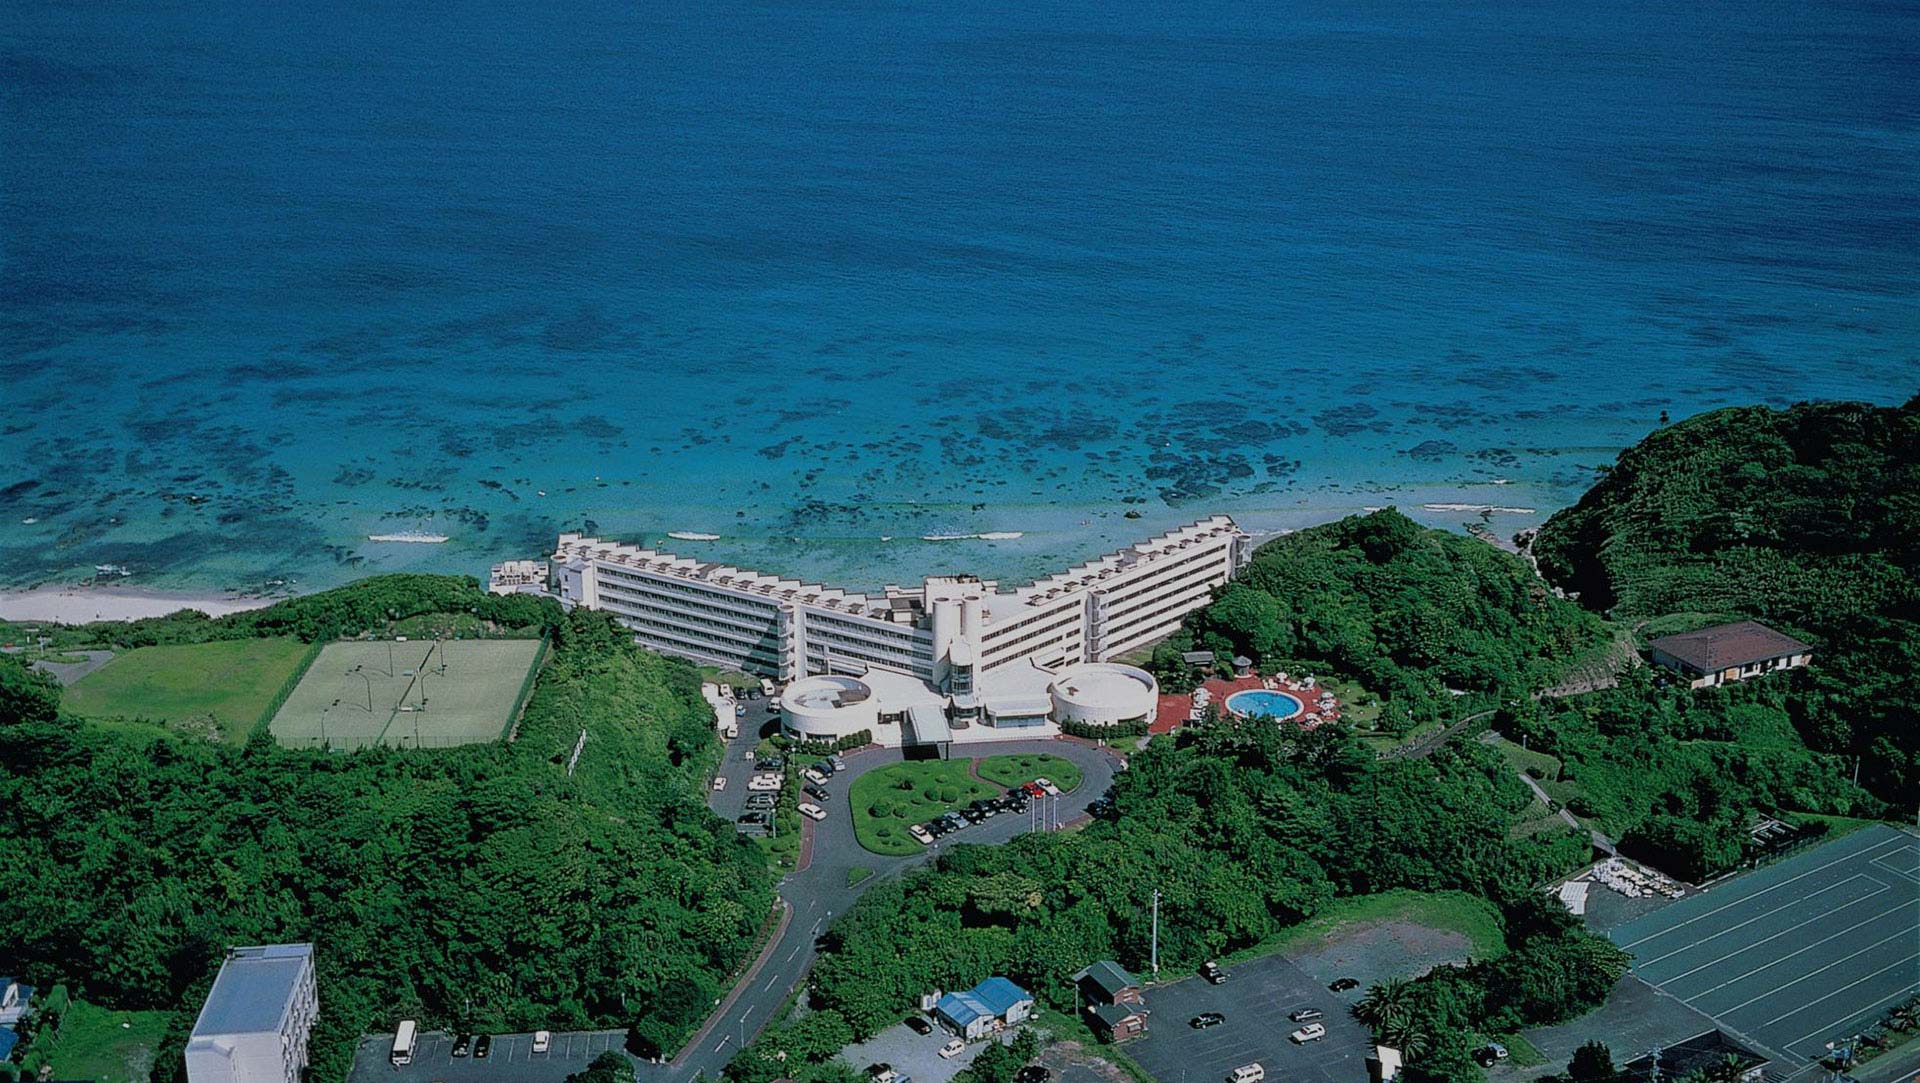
[{"x1": 1646, "y1": 620, "x2": 1812, "y2": 689}]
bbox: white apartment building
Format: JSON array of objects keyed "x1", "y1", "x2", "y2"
[
  {"x1": 553, "y1": 517, "x2": 1250, "y2": 747},
  {"x1": 185, "y1": 944, "x2": 318, "y2": 1083}
]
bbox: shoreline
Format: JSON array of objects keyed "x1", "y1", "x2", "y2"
[{"x1": 0, "y1": 585, "x2": 280, "y2": 625}]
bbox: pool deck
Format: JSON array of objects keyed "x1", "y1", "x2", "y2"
[{"x1": 1152, "y1": 670, "x2": 1342, "y2": 734}]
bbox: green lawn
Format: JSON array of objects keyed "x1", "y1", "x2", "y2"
[
  {"x1": 64, "y1": 638, "x2": 314, "y2": 745},
  {"x1": 22, "y1": 1001, "x2": 172, "y2": 1083},
  {"x1": 850, "y1": 761, "x2": 996, "y2": 855},
  {"x1": 976, "y1": 753, "x2": 1083, "y2": 794},
  {"x1": 1481, "y1": 733, "x2": 1562, "y2": 781},
  {"x1": 847, "y1": 866, "x2": 874, "y2": 887},
  {"x1": 1225, "y1": 889, "x2": 1507, "y2": 964}
]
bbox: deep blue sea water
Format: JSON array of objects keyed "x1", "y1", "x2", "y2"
[{"x1": 3, "y1": 0, "x2": 1916, "y2": 594}]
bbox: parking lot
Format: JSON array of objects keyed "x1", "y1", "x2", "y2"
[
  {"x1": 840, "y1": 1020, "x2": 1021, "y2": 1083},
  {"x1": 349, "y1": 1028, "x2": 630, "y2": 1083},
  {"x1": 1128, "y1": 955, "x2": 1373, "y2": 1083}
]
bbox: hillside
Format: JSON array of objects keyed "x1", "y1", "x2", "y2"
[
  {"x1": 1165, "y1": 509, "x2": 1613, "y2": 733},
  {"x1": 1531, "y1": 395, "x2": 1920, "y2": 802},
  {"x1": 0, "y1": 582, "x2": 773, "y2": 1082}
]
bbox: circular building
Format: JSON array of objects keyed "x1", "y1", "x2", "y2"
[
  {"x1": 1048, "y1": 662, "x2": 1159, "y2": 727},
  {"x1": 780, "y1": 675, "x2": 880, "y2": 741}
]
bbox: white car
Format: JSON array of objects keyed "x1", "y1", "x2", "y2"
[
  {"x1": 1034, "y1": 777, "x2": 1062, "y2": 796},
  {"x1": 712, "y1": 776, "x2": 727, "y2": 791},
  {"x1": 748, "y1": 774, "x2": 784, "y2": 791},
  {"x1": 1289, "y1": 1023, "x2": 1326, "y2": 1044},
  {"x1": 940, "y1": 1039, "x2": 966, "y2": 1059},
  {"x1": 908, "y1": 824, "x2": 934, "y2": 845},
  {"x1": 803, "y1": 767, "x2": 830, "y2": 786},
  {"x1": 798, "y1": 801, "x2": 827, "y2": 821},
  {"x1": 532, "y1": 1031, "x2": 551, "y2": 1054}
]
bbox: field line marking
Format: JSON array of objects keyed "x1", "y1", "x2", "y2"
[
  {"x1": 1666, "y1": 890, "x2": 1904, "y2": 995},
  {"x1": 1761, "y1": 947, "x2": 1920, "y2": 1033},
  {"x1": 1637, "y1": 875, "x2": 1871, "y2": 968},
  {"x1": 1713, "y1": 926, "x2": 1917, "y2": 1015},
  {"x1": 1871, "y1": 854, "x2": 1920, "y2": 885},
  {"x1": 1618, "y1": 833, "x2": 1910, "y2": 948}
]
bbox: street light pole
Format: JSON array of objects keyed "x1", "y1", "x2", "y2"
[{"x1": 1151, "y1": 889, "x2": 1161, "y2": 977}]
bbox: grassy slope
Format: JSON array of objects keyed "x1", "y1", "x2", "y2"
[
  {"x1": 850, "y1": 761, "x2": 995, "y2": 855},
  {"x1": 23, "y1": 1001, "x2": 171, "y2": 1083},
  {"x1": 62, "y1": 637, "x2": 311, "y2": 743},
  {"x1": 1223, "y1": 889, "x2": 1507, "y2": 964}
]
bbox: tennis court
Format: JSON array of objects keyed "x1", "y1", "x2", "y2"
[
  {"x1": 1610, "y1": 824, "x2": 1920, "y2": 1064},
  {"x1": 269, "y1": 638, "x2": 544, "y2": 750}
]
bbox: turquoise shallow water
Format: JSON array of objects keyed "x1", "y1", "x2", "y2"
[{"x1": 2, "y1": 0, "x2": 1916, "y2": 594}]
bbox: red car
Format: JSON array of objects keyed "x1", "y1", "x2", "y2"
[{"x1": 1022, "y1": 781, "x2": 1046, "y2": 797}]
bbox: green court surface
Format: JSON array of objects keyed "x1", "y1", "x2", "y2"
[
  {"x1": 1611, "y1": 823, "x2": 1920, "y2": 1065},
  {"x1": 63, "y1": 638, "x2": 313, "y2": 745},
  {"x1": 269, "y1": 638, "x2": 543, "y2": 750}
]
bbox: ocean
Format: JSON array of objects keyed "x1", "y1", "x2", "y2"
[{"x1": 3, "y1": 0, "x2": 1915, "y2": 595}]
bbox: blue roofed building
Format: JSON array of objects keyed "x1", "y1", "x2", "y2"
[
  {"x1": 0, "y1": 978, "x2": 35, "y2": 1026},
  {"x1": 0, "y1": 1028, "x2": 19, "y2": 1062},
  {"x1": 934, "y1": 977, "x2": 1033, "y2": 1039}
]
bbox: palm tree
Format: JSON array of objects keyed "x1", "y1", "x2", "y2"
[
  {"x1": 1353, "y1": 978, "x2": 1414, "y2": 1032},
  {"x1": 1383, "y1": 1017, "x2": 1434, "y2": 1060}
]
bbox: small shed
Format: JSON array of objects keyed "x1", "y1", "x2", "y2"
[
  {"x1": 1087, "y1": 1002, "x2": 1149, "y2": 1043},
  {"x1": 1232, "y1": 655, "x2": 1253, "y2": 677},
  {"x1": 1072, "y1": 960, "x2": 1143, "y2": 1006}
]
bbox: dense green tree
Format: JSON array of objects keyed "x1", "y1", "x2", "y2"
[
  {"x1": 567, "y1": 1051, "x2": 639, "y2": 1083},
  {"x1": 1567, "y1": 1040, "x2": 1619, "y2": 1083},
  {"x1": 0, "y1": 589, "x2": 771, "y2": 1083}
]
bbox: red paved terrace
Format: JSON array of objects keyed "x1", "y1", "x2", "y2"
[{"x1": 1151, "y1": 669, "x2": 1343, "y2": 734}]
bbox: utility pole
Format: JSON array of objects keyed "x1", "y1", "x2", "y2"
[{"x1": 1151, "y1": 889, "x2": 1161, "y2": 976}]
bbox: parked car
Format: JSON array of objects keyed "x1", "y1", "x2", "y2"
[
  {"x1": 1034, "y1": 777, "x2": 1061, "y2": 795},
  {"x1": 867, "y1": 1063, "x2": 895, "y2": 1083},
  {"x1": 746, "y1": 793, "x2": 776, "y2": 809},
  {"x1": 1015, "y1": 1068, "x2": 1051, "y2": 1083},
  {"x1": 804, "y1": 768, "x2": 830, "y2": 786},
  {"x1": 749, "y1": 774, "x2": 783, "y2": 791},
  {"x1": 1190, "y1": 1012, "x2": 1226, "y2": 1029},
  {"x1": 798, "y1": 801, "x2": 827, "y2": 821},
  {"x1": 829, "y1": 754, "x2": 848, "y2": 771},
  {"x1": 451, "y1": 1034, "x2": 473, "y2": 1058},
  {"x1": 803, "y1": 783, "x2": 830, "y2": 801},
  {"x1": 1200, "y1": 960, "x2": 1229, "y2": 984},
  {"x1": 712, "y1": 776, "x2": 727, "y2": 791},
  {"x1": 940, "y1": 1039, "x2": 967, "y2": 1059},
  {"x1": 1228, "y1": 1064, "x2": 1264, "y2": 1083},
  {"x1": 532, "y1": 1031, "x2": 551, "y2": 1054},
  {"x1": 736, "y1": 812, "x2": 770, "y2": 825},
  {"x1": 905, "y1": 1017, "x2": 934, "y2": 1035},
  {"x1": 817, "y1": 759, "x2": 838, "y2": 776},
  {"x1": 1288, "y1": 1008, "x2": 1323, "y2": 1023},
  {"x1": 1289, "y1": 1023, "x2": 1326, "y2": 1044},
  {"x1": 1328, "y1": 977, "x2": 1360, "y2": 992},
  {"x1": 1022, "y1": 781, "x2": 1046, "y2": 797},
  {"x1": 926, "y1": 820, "x2": 950, "y2": 838},
  {"x1": 909, "y1": 824, "x2": 935, "y2": 845},
  {"x1": 473, "y1": 1035, "x2": 493, "y2": 1059},
  {"x1": 961, "y1": 807, "x2": 986, "y2": 824},
  {"x1": 1472, "y1": 1043, "x2": 1509, "y2": 1067}
]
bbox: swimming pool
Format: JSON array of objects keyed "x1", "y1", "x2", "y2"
[{"x1": 1224, "y1": 689, "x2": 1304, "y2": 721}]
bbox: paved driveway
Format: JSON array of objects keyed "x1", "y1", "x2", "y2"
[
  {"x1": 1128, "y1": 956, "x2": 1373, "y2": 1083},
  {"x1": 842, "y1": 1021, "x2": 1021, "y2": 1083}
]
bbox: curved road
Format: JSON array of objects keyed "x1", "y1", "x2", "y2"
[{"x1": 652, "y1": 734, "x2": 1124, "y2": 1082}]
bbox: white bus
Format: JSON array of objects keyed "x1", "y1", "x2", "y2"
[{"x1": 391, "y1": 1020, "x2": 418, "y2": 1066}]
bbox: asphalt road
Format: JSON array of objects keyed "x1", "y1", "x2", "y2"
[{"x1": 653, "y1": 731, "x2": 1124, "y2": 1083}]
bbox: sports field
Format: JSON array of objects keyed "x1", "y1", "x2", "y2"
[
  {"x1": 1611, "y1": 823, "x2": 1920, "y2": 1064},
  {"x1": 63, "y1": 638, "x2": 314, "y2": 745},
  {"x1": 269, "y1": 638, "x2": 544, "y2": 750}
]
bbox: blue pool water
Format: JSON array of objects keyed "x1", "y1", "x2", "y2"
[
  {"x1": 1225, "y1": 690, "x2": 1305, "y2": 721},
  {"x1": 2, "y1": 1, "x2": 1915, "y2": 593}
]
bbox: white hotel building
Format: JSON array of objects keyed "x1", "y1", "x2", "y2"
[{"x1": 552, "y1": 516, "x2": 1250, "y2": 750}]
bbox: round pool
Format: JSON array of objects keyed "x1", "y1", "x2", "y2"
[{"x1": 1224, "y1": 689, "x2": 1305, "y2": 721}]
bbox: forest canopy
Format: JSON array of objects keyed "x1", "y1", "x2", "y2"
[{"x1": 0, "y1": 589, "x2": 771, "y2": 1082}]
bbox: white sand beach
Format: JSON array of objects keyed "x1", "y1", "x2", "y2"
[{"x1": 0, "y1": 586, "x2": 278, "y2": 624}]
